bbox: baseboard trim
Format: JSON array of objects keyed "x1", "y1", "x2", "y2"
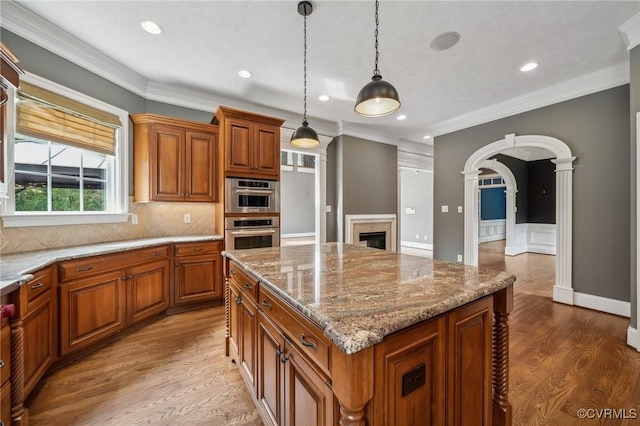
[
  {"x1": 553, "y1": 286, "x2": 574, "y2": 305},
  {"x1": 401, "y1": 241, "x2": 433, "y2": 250},
  {"x1": 627, "y1": 327, "x2": 640, "y2": 351},
  {"x1": 573, "y1": 292, "x2": 630, "y2": 318},
  {"x1": 504, "y1": 245, "x2": 526, "y2": 256},
  {"x1": 281, "y1": 232, "x2": 316, "y2": 239}
]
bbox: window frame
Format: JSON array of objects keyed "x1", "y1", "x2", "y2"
[{"x1": 1, "y1": 72, "x2": 129, "y2": 227}]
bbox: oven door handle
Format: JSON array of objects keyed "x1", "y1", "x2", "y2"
[
  {"x1": 228, "y1": 229, "x2": 277, "y2": 235},
  {"x1": 235, "y1": 189, "x2": 273, "y2": 195}
]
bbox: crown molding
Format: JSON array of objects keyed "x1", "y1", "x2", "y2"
[
  {"x1": 618, "y1": 13, "x2": 640, "y2": 51},
  {"x1": 0, "y1": 0, "x2": 148, "y2": 96},
  {"x1": 431, "y1": 62, "x2": 629, "y2": 137}
]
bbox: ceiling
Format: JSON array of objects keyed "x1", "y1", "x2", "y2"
[{"x1": 2, "y1": 1, "x2": 638, "y2": 146}]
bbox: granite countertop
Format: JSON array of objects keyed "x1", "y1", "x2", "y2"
[
  {"x1": 0, "y1": 235, "x2": 223, "y2": 295},
  {"x1": 223, "y1": 243, "x2": 516, "y2": 355}
]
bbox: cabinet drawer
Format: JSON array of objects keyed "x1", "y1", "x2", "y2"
[
  {"x1": 175, "y1": 241, "x2": 221, "y2": 257},
  {"x1": 229, "y1": 262, "x2": 258, "y2": 303},
  {"x1": 0, "y1": 323, "x2": 10, "y2": 387},
  {"x1": 24, "y1": 266, "x2": 54, "y2": 304},
  {"x1": 59, "y1": 246, "x2": 168, "y2": 282},
  {"x1": 258, "y1": 285, "x2": 331, "y2": 377}
]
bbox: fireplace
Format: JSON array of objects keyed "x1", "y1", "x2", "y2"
[{"x1": 345, "y1": 214, "x2": 397, "y2": 252}]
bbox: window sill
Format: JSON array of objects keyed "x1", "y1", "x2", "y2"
[{"x1": 1, "y1": 213, "x2": 131, "y2": 228}]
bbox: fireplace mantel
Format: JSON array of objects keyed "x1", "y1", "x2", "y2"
[{"x1": 345, "y1": 214, "x2": 397, "y2": 252}]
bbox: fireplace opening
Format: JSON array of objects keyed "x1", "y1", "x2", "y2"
[{"x1": 359, "y1": 231, "x2": 386, "y2": 250}]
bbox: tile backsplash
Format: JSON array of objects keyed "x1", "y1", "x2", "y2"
[{"x1": 0, "y1": 198, "x2": 216, "y2": 254}]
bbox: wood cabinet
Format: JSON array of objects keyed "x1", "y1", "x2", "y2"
[
  {"x1": 130, "y1": 113, "x2": 219, "y2": 202},
  {"x1": 1, "y1": 317, "x2": 11, "y2": 426},
  {"x1": 173, "y1": 241, "x2": 223, "y2": 305},
  {"x1": 214, "y1": 106, "x2": 284, "y2": 180},
  {"x1": 59, "y1": 247, "x2": 169, "y2": 356},
  {"x1": 226, "y1": 259, "x2": 506, "y2": 426}
]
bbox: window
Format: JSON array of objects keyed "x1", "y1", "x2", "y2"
[
  {"x1": 296, "y1": 153, "x2": 316, "y2": 171},
  {"x1": 281, "y1": 151, "x2": 294, "y2": 171},
  {"x1": 1, "y1": 73, "x2": 129, "y2": 227}
]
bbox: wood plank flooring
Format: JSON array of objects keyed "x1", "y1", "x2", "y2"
[{"x1": 27, "y1": 241, "x2": 639, "y2": 425}]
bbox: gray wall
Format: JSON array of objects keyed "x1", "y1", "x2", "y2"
[
  {"x1": 326, "y1": 135, "x2": 397, "y2": 242},
  {"x1": 631, "y1": 46, "x2": 639, "y2": 328},
  {"x1": 434, "y1": 85, "x2": 630, "y2": 302},
  {"x1": 527, "y1": 159, "x2": 556, "y2": 224},
  {"x1": 281, "y1": 154, "x2": 315, "y2": 235},
  {"x1": 400, "y1": 168, "x2": 433, "y2": 245}
]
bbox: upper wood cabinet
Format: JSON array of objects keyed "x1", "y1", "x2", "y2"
[
  {"x1": 130, "y1": 113, "x2": 219, "y2": 202},
  {"x1": 213, "y1": 106, "x2": 284, "y2": 180}
]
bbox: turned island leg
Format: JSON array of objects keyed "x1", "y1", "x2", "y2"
[
  {"x1": 492, "y1": 284, "x2": 513, "y2": 426},
  {"x1": 331, "y1": 346, "x2": 374, "y2": 426},
  {"x1": 11, "y1": 317, "x2": 28, "y2": 426},
  {"x1": 224, "y1": 260, "x2": 230, "y2": 357}
]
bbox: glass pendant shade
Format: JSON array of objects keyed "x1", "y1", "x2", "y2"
[
  {"x1": 354, "y1": 75, "x2": 401, "y2": 117},
  {"x1": 291, "y1": 120, "x2": 319, "y2": 148}
]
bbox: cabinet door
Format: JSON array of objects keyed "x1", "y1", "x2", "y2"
[
  {"x1": 229, "y1": 282, "x2": 242, "y2": 358},
  {"x1": 240, "y1": 297, "x2": 257, "y2": 389},
  {"x1": 23, "y1": 290, "x2": 55, "y2": 396},
  {"x1": 185, "y1": 130, "x2": 217, "y2": 202},
  {"x1": 59, "y1": 270, "x2": 125, "y2": 356},
  {"x1": 253, "y1": 123, "x2": 280, "y2": 177},
  {"x1": 151, "y1": 124, "x2": 184, "y2": 201},
  {"x1": 257, "y1": 311, "x2": 285, "y2": 426},
  {"x1": 447, "y1": 297, "x2": 493, "y2": 426},
  {"x1": 126, "y1": 260, "x2": 169, "y2": 325},
  {"x1": 174, "y1": 255, "x2": 221, "y2": 305},
  {"x1": 284, "y1": 341, "x2": 334, "y2": 426},
  {"x1": 226, "y1": 119, "x2": 252, "y2": 175},
  {"x1": 1, "y1": 381, "x2": 10, "y2": 426},
  {"x1": 0, "y1": 321, "x2": 10, "y2": 387}
]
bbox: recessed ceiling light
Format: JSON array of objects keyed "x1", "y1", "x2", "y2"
[
  {"x1": 318, "y1": 95, "x2": 330, "y2": 102},
  {"x1": 238, "y1": 70, "x2": 252, "y2": 79},
  {"x1": 397, "y1": 114, "x2": 407, "y2": 121},
  {"x1": 423, "y1": 135, "x2": 432, "y2": 139},
  {"x1": 430, "y1": 32, "x2": 460, "y2": 51},
  {"x1": 141, "y1": 20, "x2": 163, "y2": 35},
  {"x1": 520, "y1": 62, "x2": 538, "y2": 72}
]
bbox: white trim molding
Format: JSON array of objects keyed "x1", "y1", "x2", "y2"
[
  {"x1": 618, "y1": 13, "x2": 640, "y2": 51},
  {"x1": 345, "y1": 214, "x2": 397, "y2": 252},
  {"x1": 478, "y1": 159, "x2": 517, "y2": 254},
  {"x1": 401, "y1": 241, "x2": 433, "y2": 251},
  {"x1": 628, "y1": 327, "x2": 640, "y2": 352},
  {"x1": 463, "y1": 134, "x2": 575, "y2": 306},
  {"x1": 573, "y1": 292, "x2": 630, "y2": 318},
  {"x1": 1, "y1": 213, "x2": 130, "y2": 228},
  {"x1": 632, "y1": 111, "x2": 640, "y2": 350},
  {"x1": 281, "y1": 232, "x2": 315, "y2": 239}
]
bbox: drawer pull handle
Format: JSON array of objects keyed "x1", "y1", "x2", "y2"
[
  {"x1": 152, "y1": 252, "x2": 162, "y2": 257},
  {"x1": 301, "y1": 334, "x2": 317, "y2": 350},
  {"x1": 193, "y1": 247, "x2": 204, "y2": 252},
  {"x1": 230, "y1": 270, "x2": 236, "y2": 275},
  {"x1": 31, "y1": 282, "x2": 44, "y2": 289},
  {"x1": 0, "y1": 360, "x2": 4, "y2": 368},
  {"x1": 261, "y1": 299, "x2": 272, "y2": 309},
  {"x1": 76, "y1": 266, "x2": 93, "y2": 272},
  {"x1": 243, "y1": 283, "x2": 253, "y2": 291},
  {"x1": 235, "y1": 297, "x2": 242, "y2": 305}
]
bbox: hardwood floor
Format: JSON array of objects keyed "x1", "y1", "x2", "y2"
[{"x1": 27, "y1": 241, "x2": 639, "y2": 425}]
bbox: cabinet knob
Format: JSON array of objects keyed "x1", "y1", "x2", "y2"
[
  {"x1": 0, "y1": 360, "x2": 4, "y2": 368},
  {"x1": 280, "y1": 353, "x2": 289, "y2": 364},
  {"x1": 122, "y1": 276, "x2": 128, "y2": 281},
  {"x1": 235, "y1": 297, "x2": 242, "y2": 305},
  {"x1": 301, "y1": 334, "x2": 318, "y2": 350},
  {"x1": 243, "y1": 283, "x2": 253, "y2": 291}
]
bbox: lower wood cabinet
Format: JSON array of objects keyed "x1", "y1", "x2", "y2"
[
  {"x1": 1, "y1": 380, "x2": 11, "y2": 426},
  {"x1": 229, "y1": 279, "x2": 257, "y2": 391},
  {"x1": 126, "y1": 260, "x2": 170, "y2": 324},
  {"x1": 1, "y1": 317, "x2": 11, "y2": 426},
  {"x1": 173, "y1": 241, "x2": 223, "y2": 305}
]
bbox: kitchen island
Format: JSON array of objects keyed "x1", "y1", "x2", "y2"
[{"x1": 223, "y1": 243, "x2": 515, "y2": 426}]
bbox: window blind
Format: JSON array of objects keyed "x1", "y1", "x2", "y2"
[{"x1": 16, "y1": 82, "x2": 121, "y2": 155}]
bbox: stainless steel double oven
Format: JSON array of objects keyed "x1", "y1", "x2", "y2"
[{"x1": 224, "y1": 177, "x2": 280, "y2": 249}]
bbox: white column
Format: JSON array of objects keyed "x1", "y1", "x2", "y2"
[
  {"x1": 463, "y1": 170, "x2": 480, "y2": 266},
  {"x1": 552, "y1": 157, "x2": 576, "y2": 304},
  {"x1": 504, "y1": 188, "x2": 517, "y2": 255},
  {"x1": 316, "y1": 150, "x2": 327, "y2": 244}
]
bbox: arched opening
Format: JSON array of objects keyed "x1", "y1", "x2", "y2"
[
  {"x1": 478, "y1": 159, "x2": 517, "y2": 255},
  {"x1": 463, "y1": 134, "x2": 575, "y2": 304}
]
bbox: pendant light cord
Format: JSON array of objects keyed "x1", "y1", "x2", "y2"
[
  {"x1": 303, "y1": 4, "x2": 309, "y2": 123},
  {"x1": 373, "y1": 0, "x2": 380, "y2": 77}
]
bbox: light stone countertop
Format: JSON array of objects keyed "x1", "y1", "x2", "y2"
[
  {"x1": 0, "y1": 235, "x2": 223, "y2": 296},
  {"x1": 223, "y1": 243, "x2": 516, "y2": 355}
]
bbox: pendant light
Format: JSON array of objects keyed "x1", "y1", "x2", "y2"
[
  {"x1": 354, "y1": 0, "x2": 400, "y2": 117},
  {"x1": 291, "y1": 1, "x2": 320, "y2": 148}
]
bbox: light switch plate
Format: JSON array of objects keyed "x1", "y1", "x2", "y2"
[
  {"x1": 326, "y1": 205, "x2": 332, "y2": 213},
  {"x1": 184, "y1": 214, "x2": 191, "y2": 224},
  {"x1": 131, "y1": 214, "x2": 138, "y2": 225},
  {"x1": 458, "y1": 206, "x2": 463, "y2": 213},
  {"x1": 441, "y1": 205, "x2": 448, "y2": 213}
]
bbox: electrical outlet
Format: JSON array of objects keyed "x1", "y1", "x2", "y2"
[
  {"x1": 326, "y1": 205, "x2": 332, "y2": 213},
  {"x1": 457, "y1": 254, "x2": 463, "y2": 262},
  {"x1": 131, "y1": 214, "x2": 138, "y2": 225},
  {"x1": 458, "y1": 206, "x2": 463, "y2": 213},
  {"x1": 441, "y1": 205, "x2": 448, "y2": 213},
  {"x1": 184, "y1": 214, "x2": 191, "y2": 224}
]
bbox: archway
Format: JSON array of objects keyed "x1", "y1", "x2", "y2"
[
  {"x1": 478, "y1": 159, "x2": 517, "y2": 255},
  {"x1": 463, "y1": 134, "x2": 575, "y2": 304}
]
